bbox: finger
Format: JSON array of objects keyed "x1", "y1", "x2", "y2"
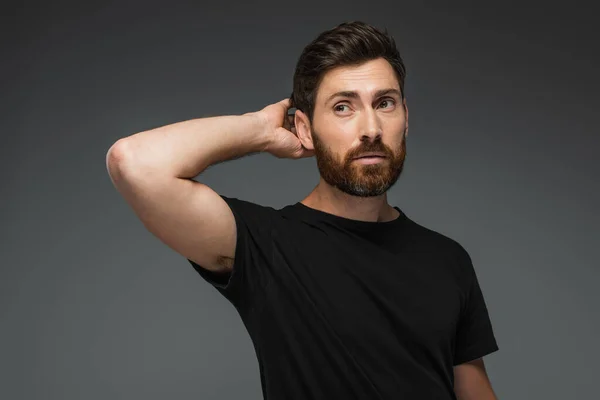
[
  {"x1": 279, "y1": 98, "x2": 292, "y2": 108},
  {"x1": 282, "y1": 114, "x2": 291, "y2": 131}
]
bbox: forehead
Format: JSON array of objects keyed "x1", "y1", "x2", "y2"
[{"x1": 316, "y1": 58, "x2": 399, "y2": 103}]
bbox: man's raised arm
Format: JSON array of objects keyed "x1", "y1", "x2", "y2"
[{"x1": 105, "y1": 99, "x2": 308, "y2": 274}]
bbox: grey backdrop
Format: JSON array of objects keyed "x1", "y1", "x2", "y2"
[{"x1": 2, "y1": 1, "x2": 598, "y2": 399}]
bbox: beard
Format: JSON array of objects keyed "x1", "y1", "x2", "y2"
[{"x1": 311, "y1": 128, "x2": 407, "y2": 198}]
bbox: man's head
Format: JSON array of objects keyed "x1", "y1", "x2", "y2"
[{"x1": 291, "y1": 21, "x2": 408, "y2": 198}]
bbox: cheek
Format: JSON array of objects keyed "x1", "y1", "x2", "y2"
[
  {"x1": 383, "y1": 115, "x2": 406, "y2": 129},
  {"x1": 318, "y1": 124, "x2": 355, "y2": 152}
]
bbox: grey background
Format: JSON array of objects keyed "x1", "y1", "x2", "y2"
[{"x1": 2, "y1": 1, "x2": 598, "y2": 399}]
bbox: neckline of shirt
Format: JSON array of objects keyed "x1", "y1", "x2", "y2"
[{"x1": 289, "y1": 201, "x2": 408, "y2": 230}]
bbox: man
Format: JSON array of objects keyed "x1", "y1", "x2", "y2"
[{"x1": 107, "y1": 21, "x2": 499, "y2": 399}]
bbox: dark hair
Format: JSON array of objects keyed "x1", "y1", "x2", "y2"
[{"x1": 291, "y1": 21, "x2": 407, "y2": 123}]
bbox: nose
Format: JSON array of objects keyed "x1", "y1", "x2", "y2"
[{"x1": 360, "y1": 108, "x2": 382, "y2": 141}]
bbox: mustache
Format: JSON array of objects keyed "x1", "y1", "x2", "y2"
[
  {"x1": 349, "y1": 142, "x2": 391, "y2": 158},
  {"x1": 349, "y1": 130, "x2": 407, "y2": 158}
]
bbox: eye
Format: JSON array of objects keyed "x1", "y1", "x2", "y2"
[
  {"x1": 378, "y1": 98, "x2": 396, "y2": 109},
  {"x1": 334, "y1": 103, "x2": 350, "y2": 113}
]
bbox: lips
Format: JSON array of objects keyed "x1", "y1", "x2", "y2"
[{"x1": 354, "y1": 153, "x2": 386, "y2": 159}]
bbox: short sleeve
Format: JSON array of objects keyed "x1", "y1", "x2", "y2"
[
  {"x1": 187, "y1": 195, "x2": 275, "y2": 313},
  {"x1": 453, "y1": 249, "x2": 499, "y2": 365}
]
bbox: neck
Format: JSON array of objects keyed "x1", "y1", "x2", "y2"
[{"x1": 300, "y1": 178, "x2": 399, "y2": 223}]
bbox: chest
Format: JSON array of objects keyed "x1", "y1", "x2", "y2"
[{"x1": 267, "y1": 229, "x2": 465, "y2": 350}]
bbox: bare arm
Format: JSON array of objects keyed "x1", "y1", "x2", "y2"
[
  {"x1": 106, "y1": 98, "x2": 309, "y2": 274},
  {"x1": 106, "y1": 111, "x2": 271, "y2": 273},
  {"x1": 111, "y1": 112, "x2": 272, "y2": 180},
  {"x1": 454, "y1": 358, "x2": 498, "y2": 400}
]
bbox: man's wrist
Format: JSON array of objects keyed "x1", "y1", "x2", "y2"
[{"x1": 244, "y1": 111, "x2": 273, "y2": 153}]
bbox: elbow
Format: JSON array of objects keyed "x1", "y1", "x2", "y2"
[{"x1": 106, "y1": 139, "x2": 132, "y2": 185}]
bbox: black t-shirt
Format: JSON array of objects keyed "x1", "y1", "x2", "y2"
[{"x1": 187, "y1": 196, "x2": 499, "y2": 399}]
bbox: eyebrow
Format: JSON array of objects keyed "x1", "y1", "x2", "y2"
[{"x1": 325, "y1": 88, "x2": 402, "y2": 104}]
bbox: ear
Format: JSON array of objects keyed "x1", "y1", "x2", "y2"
[{"x1": 294, "y1": 109, "x2": 315, "y2": 150}]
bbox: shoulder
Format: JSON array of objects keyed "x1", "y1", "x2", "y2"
[
  {"x1": 406, "y1": 218, "x2": 469, "y2": 256},
  {"x1": 220, "y1": 196, "x2": 284, "y2": 223},
  {"x1": 404, "y1": 218, "x2": 475, "y2": 277}
]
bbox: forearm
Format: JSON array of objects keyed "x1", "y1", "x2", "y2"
[
  {"x1": 108, "y1": 112, "x2": 270, "y2": 179},
  {"x1": 453, "y1": 359, "x2": 498, "y2": 400}
]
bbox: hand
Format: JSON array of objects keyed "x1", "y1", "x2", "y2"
[{"x1": 255, "y1": 98, "x2": 315, "y2": 159}]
